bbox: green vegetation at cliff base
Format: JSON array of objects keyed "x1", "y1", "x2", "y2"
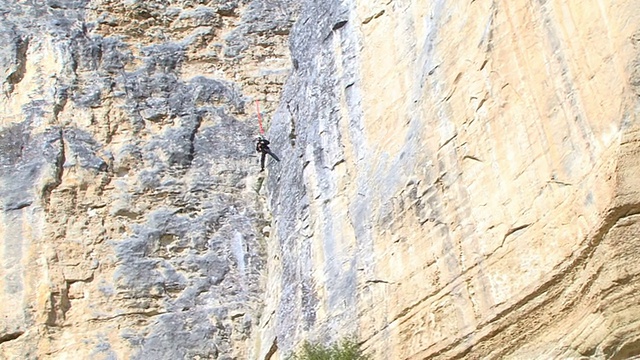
[{"x1": 288, "y1": 337, "x2": 370, "y2": 360}]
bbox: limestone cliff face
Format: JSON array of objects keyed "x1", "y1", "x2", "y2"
[
  {"x1": 3, "y1": 0, "x2": 640, "y2": 359},
  {"x1": 0, "y1": 0, "x2": 297, "y2": 359},
  {"x1": 260, "y1": 0, "x2": 640, "y2": 359}
]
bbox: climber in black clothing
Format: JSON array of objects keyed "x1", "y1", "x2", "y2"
[{"x1": 256, "y1": 136, "x2": 280, "y2": 171}]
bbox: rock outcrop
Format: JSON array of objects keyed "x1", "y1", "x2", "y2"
[
  {"x1": 259, "y1": 0, "x2": 640, "y2": 359},
  {"x1": 0, "y1": 0, "x2": 297, "y2": 359},
  {"x1": 3, "y1": 0, "x2": 640, "y2": 359}
]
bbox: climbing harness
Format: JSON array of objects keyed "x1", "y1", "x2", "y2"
[{"x1": 253, "y1": 100, "x2": 280, "y2": 174}]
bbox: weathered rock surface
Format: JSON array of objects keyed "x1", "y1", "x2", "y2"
[
  {"x1": 260, "y1": 0, "x2": 640, "y2": 359},
  {"x1": 3, "y1": 0, "x2": 640, "y2": 359},
  {"x1": 0, "y1": 0, "x2": 298, "y2": 359}
]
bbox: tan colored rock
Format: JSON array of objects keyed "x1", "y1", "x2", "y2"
[
  {"x1": 259, "y1": 0, "x2": 640, "y2": 359},
  {"x1": 3, "y1": 0, "x2": 640, "y2": 358},
  {"x1": 0, "y1": 0, "x2": 297, "y2": 359}
]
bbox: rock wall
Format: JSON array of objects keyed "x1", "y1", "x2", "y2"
[
  {"x1": 0, "y1": 0, "x2": 298, "y2": 359},
  {"x1": 261, "y1": 0, "x2": 640, "y2": 359},
  {"x1": 3, "y1": 0, "x2": 640, "y2": 359}
]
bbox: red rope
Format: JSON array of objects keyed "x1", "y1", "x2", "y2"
[{"x1": 256, "y1": 100, "x2": 265, "y2": 135}]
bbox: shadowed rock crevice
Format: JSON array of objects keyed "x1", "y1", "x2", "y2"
[
  {"x1": 4, "y1": 34, "x2": 29, "y2": 96},
  {"x1": 41, "y1": 127, "x2": 65, "y2": 210},
  {"x1": 0, "y1": 331, "x2": 24, "y2": 344}
]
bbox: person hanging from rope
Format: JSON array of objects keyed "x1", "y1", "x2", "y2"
[
  {"x1": 254, "y1": 100, "x2": 280, "y2": 171},
  {"x1": 256, "y1": 136, "x2": 280, "y2": 171}
]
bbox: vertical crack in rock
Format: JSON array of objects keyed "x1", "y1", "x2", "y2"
[
  {"x1": 264, "y1": 338, "x2": 278, "y2": 360},
  {"x1": 630, "y1": 30, "x2": 640, "y2": 97},
  {"x1": 41, "y1": 127, "x2": 65, "y2": 210},
  {"x1": 286, "y1": 103, "x2": 297, "y2": 147},
  {"x1": 185, "y1": 114, "x2": 203, "y2": 167},
  {"x1": 5, "y1": 35, "x2": 29, "y2": 96}
]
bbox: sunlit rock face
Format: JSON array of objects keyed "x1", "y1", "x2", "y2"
[
  {"x1": 260, "y1": 0, "x2": 640, "y2": 359},
  {"x1": 0, "y1": 0, "x2": 297, "y2": 358},
  {"x1": 3, "y1": 0, "x2": 640, "y2": 359}
]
